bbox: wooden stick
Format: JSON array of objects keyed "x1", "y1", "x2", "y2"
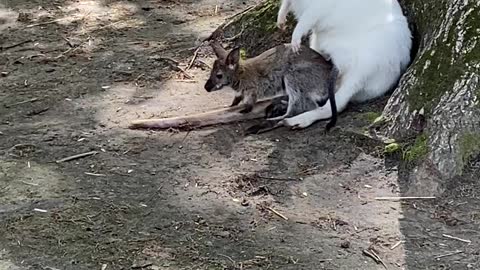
[
  {"x1": 390, "y1": 240, "x2": 404, "y2": 250},
  {"x1": 4, "y1": 98, "x2": 39, "y2": 108},
  {"x1": 375, "y1": 196, "x2": 435, "y2": 201},
  {"x1": 25, "y1": 18, "x2": 68, "y2": 28},
  {"x1": 56, "y1": 151, "x2": 98, "y2": 163},
  {"x1": 363, "y1": 249, "x2": 388, "y2": 269},
  {"x1": 187, "y1": 46, "x2": 201, "y2": 70},
  {"x1": 434, "y1": 250, "x2": 463, "y2": 260},
  {"x1": 1, "y1": 39, "x2": 33, "y2": 51},
  {"x1": 84, "y1": 172, "x2": 106, "y2": 177},
  {"x1": 266, "y1": 207, "x2": 288, "y2": 221},
  {"x1": 442, "y1": 234, "x2": 471, "y2": 244}
]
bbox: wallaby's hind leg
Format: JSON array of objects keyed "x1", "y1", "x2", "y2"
[{"x1": 266, "y1": 77, "x2": 299, "y2": 121}]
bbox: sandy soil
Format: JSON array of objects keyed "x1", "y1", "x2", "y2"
[{"x1": 1, "y1": 1, "x2": 479, "y2": 269}]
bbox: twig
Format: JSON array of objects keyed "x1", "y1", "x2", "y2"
[
  {"x1": 218, "y1": 254, "x2": 236, "y2": 265},
  {"x1": 21, "y1": 181, "x2": 39, "y2": 186},
  {"x1": 175, "y1": 79, "x2": 197, "y2": 83},
  {"x1": 61, "y1": 35, "x2": 74, "y2": 47},
  {"x1": 25, "y1": 18, "x2": 68, "y2": 28},
  {"x1": 434, "y1": 250, "x2": 463, "y2": 260},
  {"x1": 375, "y1": 196, "x2": 435, "y2": 201},
  {"x1": 4, "y1": 98, "x2": 39, "y2": 108},
  {"x1": 224, "y1": 26, "x2": 245, "y2": 41},
  {"x1": 84, "y1": 172, "x2": 106, "y2": 177},
  {"x1": 257, "y1": 175, "x2": 300, "y2": 182},
  {"x1": 363, "y1": 249, "x2": 388, "y2": 269},
  {"x1": 266, "y1": 207, "x2": 288, "y2": 221},
  {"x1": 442, "y1": 234, "x2": 471, "y2": 244},
  {"x1": 196, "y1": 59, "x2": 211, "y2": 69},
  {"x1": 390, "y1": 240, "x2": 404, "y2": 250},
  {"x1": 187, "y1": 46, "x2": 201, "y2": 70},
  {"x1": 56, "y1": 151, "x2": 98, "y2": 163},
  {"x1": 157, "y1": 57, "x2": 193, "y2": 79},
  {"x1": 27, "y1": 107, "x2": 49, "y2": 116},
  {"x1": 204, "y1": 4, "x2": 257, "y2": 42},
  {"x1": 1, "y1": 39, "x2": 33, "y2": 51}
]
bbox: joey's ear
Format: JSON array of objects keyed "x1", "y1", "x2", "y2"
[
  {"x1": 226, "y1": 47, "x2": 241, "y2": 69},
  {"x1": 210, "y1": 41, "x2": 228, "y2": 59}
]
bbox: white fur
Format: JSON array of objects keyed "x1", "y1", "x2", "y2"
[{"x1": 277, "y1": 0, "x2": 412, "y2": 128}]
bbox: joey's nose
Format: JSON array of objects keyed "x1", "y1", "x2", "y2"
[{"x1": 204, "y1": 80, "x2": 214, "y2": 92}]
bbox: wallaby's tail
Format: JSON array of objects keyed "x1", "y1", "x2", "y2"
[
  {"x1": 325, "y1": 66, "x2": 338, "y2": 131},
  {"x1": 128, "y1": 99, "x2": 274, "y2": 131}
]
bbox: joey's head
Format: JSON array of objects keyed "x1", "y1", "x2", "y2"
[{"x1": 204, "y1": 42, "x2": 241, "y2": 92}]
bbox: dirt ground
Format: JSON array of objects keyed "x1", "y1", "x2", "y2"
[{"x1": 1, "y1": 1, "x2": 479, "y2": 269}]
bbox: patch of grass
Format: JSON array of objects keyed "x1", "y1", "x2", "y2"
[
  {"x1": 402, "y1": 133, "x2": 429, "y2": 162},
  {"x1": 384, "y1": 142, "x2": 401, "y2": 154},
  {"x1": 359, "y1": 112, "x2": 382, "y2": 123},
  {"x1": 459, "y1": 133, "x2": 480, "y2": 166}
]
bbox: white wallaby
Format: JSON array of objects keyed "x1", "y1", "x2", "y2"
[{"x1": 277, "y1": 0, "x2": 412, "y2": 129}]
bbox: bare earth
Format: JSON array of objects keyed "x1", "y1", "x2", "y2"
[{"x1": 1, "y1": 1, "x2": 479, "y2": 269}]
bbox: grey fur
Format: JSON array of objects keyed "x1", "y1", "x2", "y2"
[{"x1": 204, "y1": 42, "x2": 337, "y2": 130}]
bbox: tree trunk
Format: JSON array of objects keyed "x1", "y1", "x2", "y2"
[{"x1": 214, "y1": 0, "x2": 480, "y2": 193}]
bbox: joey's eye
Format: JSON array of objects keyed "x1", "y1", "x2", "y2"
[{"x1": 216, "y1": 74, "x2": 223, "y2": 79}]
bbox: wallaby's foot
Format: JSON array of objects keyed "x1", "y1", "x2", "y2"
[
  {"x1": 283, "y1": 113, "x2": 317, "y2": 130},
  {"x1": 265, "y1": 98, "x2": 288, "y2": 118},
  {"x1": 239, "y1": 104, "x2": 254, "y2": 114},
  {"x1": 277, "y1": 20, "x2": 287, "y2": 31},
  {"x1": 277, "y1": 14, "x2": 287, "y2": 30}
]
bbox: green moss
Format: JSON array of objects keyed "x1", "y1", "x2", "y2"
[
  {"x1": 240, "y1": 48, "x2": 247, "y2": 60},
  {"x1": 359, "y1": 112, "x2": 382, "y2": 123},
  {"x1": 459, "y1": 133, "x2": 480, "y2": 165},
  {"x1": 403, "y1": 133, "x2": 429, "y2": 162},
  {"x1": 404, "y1": 1, "x2": 480, "y2": 114},
  {"x1": 385, "y1": 143, "x2": 401, "y2": 154}
]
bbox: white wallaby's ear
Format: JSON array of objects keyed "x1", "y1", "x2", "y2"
[
  {"x1": 226, "y1": 47, "x2": 241, "y2": 69},
  {"x1": 211, "y1": 41, "x2": 228, "y2": 59}
]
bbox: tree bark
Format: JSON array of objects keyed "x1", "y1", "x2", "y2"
[{"x1": 214, "y1": 0, "x2": 480, "y2": 192}]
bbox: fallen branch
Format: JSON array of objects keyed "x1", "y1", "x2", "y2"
[
  {"x1": 266, "y1": 207, "x2": 288, "y2": 221},
  {"x1": 56, "y1": 151, "x2": 98, "y2": 163}
]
